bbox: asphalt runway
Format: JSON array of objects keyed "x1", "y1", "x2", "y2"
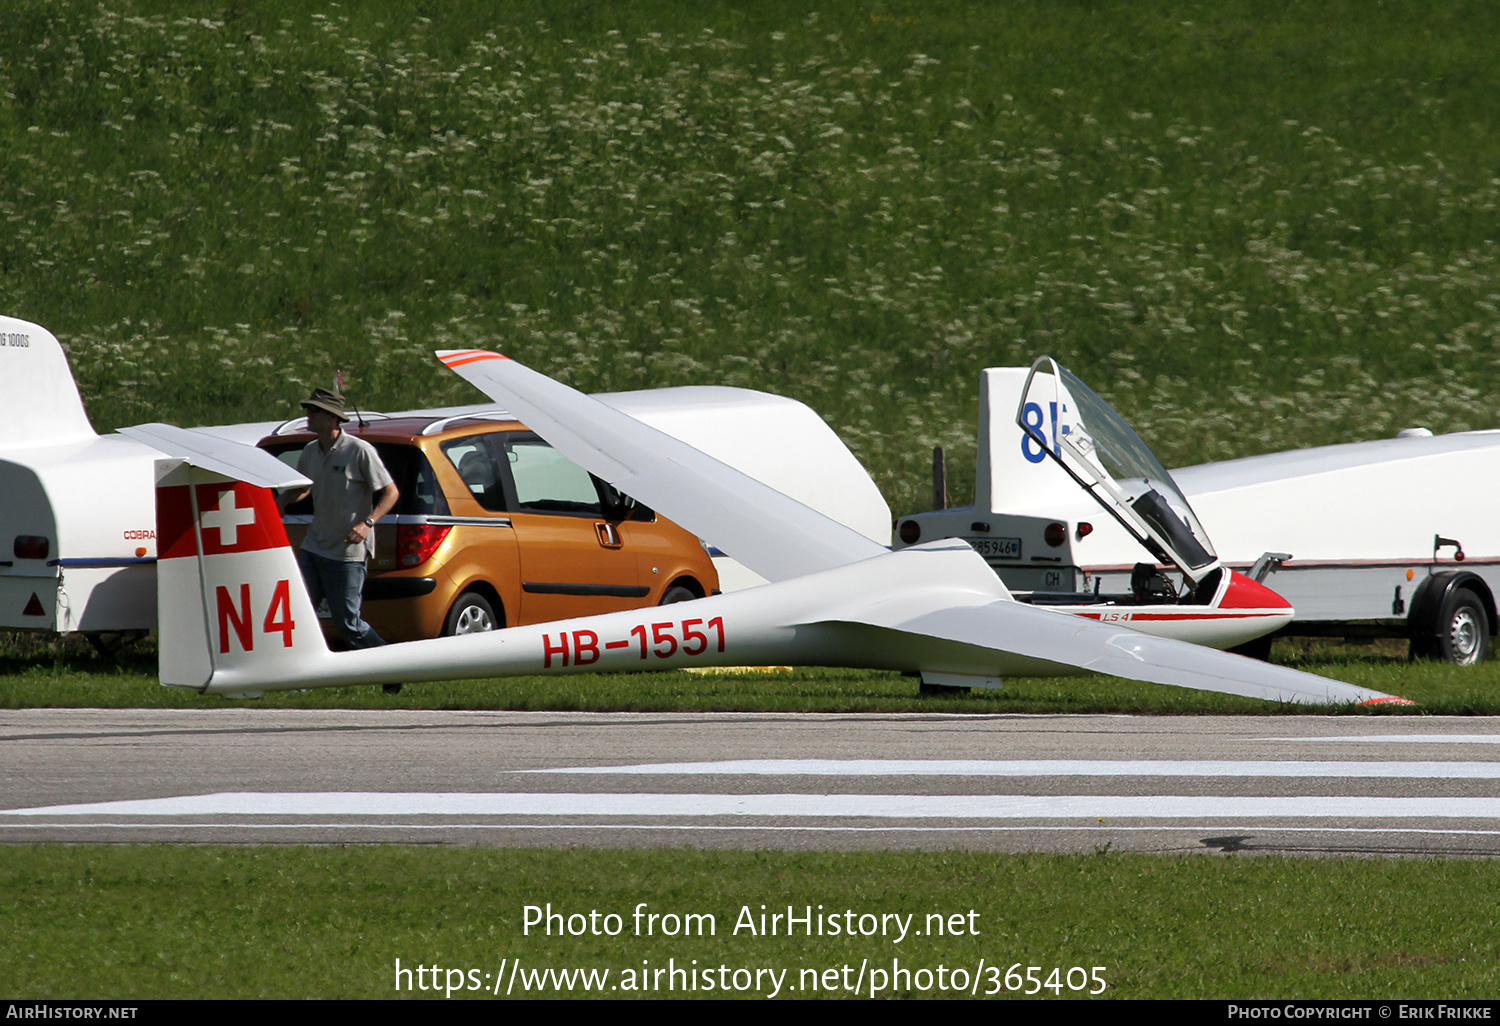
[{"x1": 4, "y1": 709, "x2": 1500, "y2": 856}]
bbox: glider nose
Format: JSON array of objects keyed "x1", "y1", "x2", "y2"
[
  {"x1": 1220, "y1": 569, "x2": 1295, "y2": 636},
  {"x1": 1220, "y1": 569, "x2": 1293, "y2": 613}
]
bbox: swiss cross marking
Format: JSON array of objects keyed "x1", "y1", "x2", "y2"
[{"x1": 201, "y1": 489, "x2": 256, "y2": 547}]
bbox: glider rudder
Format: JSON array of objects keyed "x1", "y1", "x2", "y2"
[{"x1": 154, "y1": 460, "x2": 328, "y2": 692}]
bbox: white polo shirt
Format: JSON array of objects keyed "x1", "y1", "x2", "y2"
[{"x1": 296, "y1": 431, "x2": 394, "y2": 562}]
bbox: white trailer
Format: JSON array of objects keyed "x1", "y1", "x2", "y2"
[
  {"x1": 0, "y1": 315, "x2": 160, "y2": 635},
  {"x1": 896, "y1": 362, "x2": 1499, "y2": 664}
]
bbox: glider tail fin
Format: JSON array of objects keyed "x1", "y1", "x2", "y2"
[
  {"x1": 0, "y1": 315, "x2": 96, "y2": 449},
  {"x1": 975, "y1": 367, "x2": 1083, "y2": 514},
  {"x1": 154, "y1": 460, "x2": 328, "y2": 692}
]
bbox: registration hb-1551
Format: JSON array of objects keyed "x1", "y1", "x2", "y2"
[{"x1": 542, "y1": 616, "x2": 726, "y2": 668}]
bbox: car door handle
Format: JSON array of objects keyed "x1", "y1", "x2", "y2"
[{"x1": 595, "y1": 522, "x2": 623, "y2": 549}]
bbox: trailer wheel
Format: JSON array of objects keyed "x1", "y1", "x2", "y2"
[{"x1": 1436, "y1": 588, "x2": 1490, "y2": 666}]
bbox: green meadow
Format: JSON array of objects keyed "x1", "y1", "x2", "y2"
[
  {"x1": 4, "y1": 0, "x2": 1499, "y2": 514},
  {"x1": 5, "y1": 845, "x2": 1500, "y2": 999},
  {"x1": 3, "y1": 632, "x2": 1499, "y2": 712}
]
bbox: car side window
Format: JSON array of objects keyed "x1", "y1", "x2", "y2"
[
  {"x1": 503, "y1": 436, "x2": 603, "y2": 516},
  {"x1": 373, "y1": 443, "x2": 449, "y2": 516},
  {"x1": 441, "y1": 437, "x2": 508, "y2": 513}
]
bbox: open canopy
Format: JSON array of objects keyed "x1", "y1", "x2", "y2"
[{"x1": 1018, "y1": 357, "x2": 1221, "y2": 585}]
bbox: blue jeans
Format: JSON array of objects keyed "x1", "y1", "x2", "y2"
[{"x1": 296, "y1": 548, "x2": 387, "y2": 649}]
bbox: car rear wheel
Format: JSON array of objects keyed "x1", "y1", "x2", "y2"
[
  {"x1": 443, "y1": 592, "x2": 498, "y2": 636},
  {"x1": 659, "y1": 584, "x2": 697, "y2": 605}
]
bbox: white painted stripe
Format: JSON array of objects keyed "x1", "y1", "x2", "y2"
[
  {"x1": 1257, "y1": 735, "x2": 1500, "y2": 744},
  {"x1": 526, "y1": 759, "x2": 1500, "y2": 779},
  {"x1": 4, "y1": 823, "x2": 1500, "y2": 837},
  {"x1": 10, "y1": 792, "x2": 1500, "y2": 819}
]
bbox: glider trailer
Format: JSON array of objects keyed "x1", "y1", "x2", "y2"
[
  {"x1": 896, "y1": 359, "x2": 1499, "y2": 665},
  {"x1": 0, "y1": 315, "x2": 159, "y2": 638}
]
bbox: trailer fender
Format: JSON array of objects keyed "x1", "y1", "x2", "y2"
[{"x1": 1408, "y1": 571, "x2": 1496, "y2": 664}]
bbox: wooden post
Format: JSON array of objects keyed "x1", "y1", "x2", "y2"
[{"x1": 932, "y1": 446, "x2": 947, "y2": 511}]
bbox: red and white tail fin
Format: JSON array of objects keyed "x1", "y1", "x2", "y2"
[
  {"x1": 154, "y1": 461, "x2": 329, "y2": 691},
  {"x1": 118, "y1": 423, "x2": 329, "y2": 693}
]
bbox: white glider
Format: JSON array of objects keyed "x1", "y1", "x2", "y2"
[{"x1": 113, "y1": 353, "x2": 1409, "y2": 705}]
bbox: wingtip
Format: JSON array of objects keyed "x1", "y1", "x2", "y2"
[
  {"x1": 436, "y1": 349, "x2": 509, "y2": 368},
  {"x1": 1358, "y1": 695, "x2": 1417, "y2": 707}
]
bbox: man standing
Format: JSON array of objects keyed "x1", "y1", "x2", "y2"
[{"x1": 282, "y1": 387, "x2": 399, "y2": 649}]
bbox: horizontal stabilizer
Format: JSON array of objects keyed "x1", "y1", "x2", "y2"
[
  {"x1": 435, "y1": 350, "x2": 886, "y2": 582},
  {"x1": 120, "y1": 423, "x2": 310, "y2": 490}
]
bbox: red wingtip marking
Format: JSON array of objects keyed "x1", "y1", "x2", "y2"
[
  {"x1": 1359, "y1": 696, "x2": 1417, "y2": 706},
  {"x1": 440, "y1": 350, "x2": 508, "y2": 368}
]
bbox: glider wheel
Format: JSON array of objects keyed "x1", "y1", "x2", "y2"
[
  {"x1": 1228, "y1": 635, "x2": 1273, "y2": 662},
  {"x1": 919, "y1": 682, "x2": 972, "y2": 696}
]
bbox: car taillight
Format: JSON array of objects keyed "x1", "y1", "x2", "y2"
[
  {"x1": 396, "y1": 524, "x2": 451, "y2": 567},
  {"x1": 13, "y1": 536, "x2": 49, "y2": 560}
]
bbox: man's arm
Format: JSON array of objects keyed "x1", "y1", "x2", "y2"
[
  {"x1": 278, "y1": 487, "x2": 310, "y2": 515},
  {"x1": 345, "y1": 483, "x2": 399, "y2": 545}
]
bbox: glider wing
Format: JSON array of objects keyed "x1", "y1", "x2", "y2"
[{"x1": 435, "y1": 350, "x2": 887, "y2": 582}]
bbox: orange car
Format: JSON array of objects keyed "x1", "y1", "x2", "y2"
[{"x1": 259, "y1": 412, "x2": 719, "y2": 641}]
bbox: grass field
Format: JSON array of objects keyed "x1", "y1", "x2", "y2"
[
  {"x1": 4, "y1": 0, "x2": 1500, "y2": 511},
  {"x1": 5, "y1": 845, "x2": 1499, "y2": 999},
  {"x1": 4, "y1": 631, "x2": 1498, "y2": 713}
]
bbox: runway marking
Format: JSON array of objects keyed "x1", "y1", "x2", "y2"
[
  {"x1": 1256, "y1": 735, "x2": 1500, "y2": 744},
  {"x1": 526, "y1": 759, "x2": 1500, "y2": 778},
  {"x1": 4, "y1": 823, "x2": 1500, "y2": 838},
  {"x1": 11, "y1": 792, "x2": 1500, "y2": 819}
]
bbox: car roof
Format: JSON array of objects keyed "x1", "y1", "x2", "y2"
[{"x1": 258, "y1": 410, "x2": 530, "y2": 448}]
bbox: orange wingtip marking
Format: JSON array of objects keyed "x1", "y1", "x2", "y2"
[
  {"x1": 1359, "y1": 696, "x2": 1417, "y2": 706},
  {"x1": 439, "y1": 350, "x2": 507, "y2": 367}
]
